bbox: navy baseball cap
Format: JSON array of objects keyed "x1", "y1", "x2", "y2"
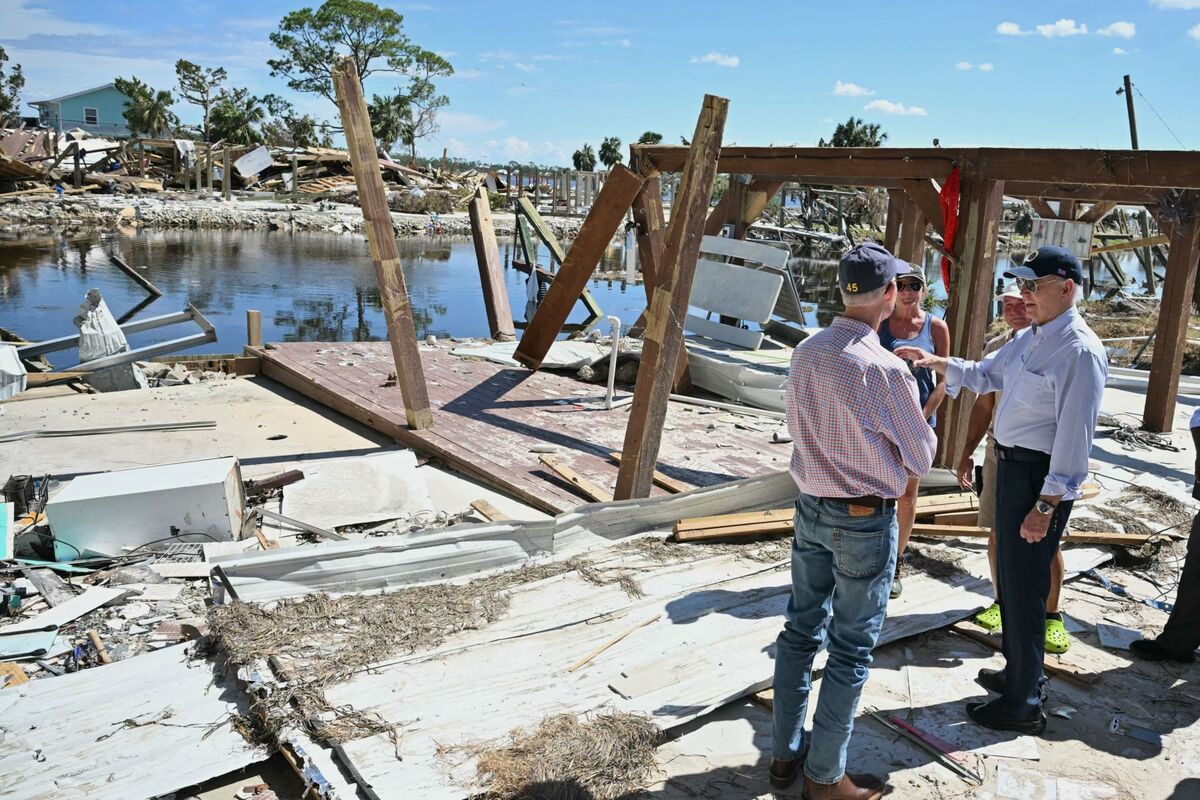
[
  {"x1": 838, "y1": 242, "x2": 905, "y2": 295},
  {"x1": 1004, "y1": 245, "x2": 1083, "y2": 284}
]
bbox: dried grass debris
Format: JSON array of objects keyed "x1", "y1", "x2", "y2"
[{"x1": 449, "y1": 712, "x2": 662, "y2": 800}]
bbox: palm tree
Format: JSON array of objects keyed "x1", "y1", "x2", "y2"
[
  {"x1": 114, "y1": 76, "x2": 180, "y2": 138},
  {"x1": 637, "y1": 131, "x2": 663, "y2": 144},
  {"x1": 819, "y1": 117, "x2": 887, "y2": 148},
  {"x1": 368, "y1": 92, "x2": 410, "y2": 157},
  {"x1": 598, "y1": 136, "x2": 623, "y2": 169},
  {"x1": 572, "y1": 144, "x2": 596, "y2": 171},
  {"x1": 208, "y1": 88, "x2": 266, "y2": 146}
]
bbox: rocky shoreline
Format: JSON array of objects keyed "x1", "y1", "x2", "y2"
[{"x1": 0, "y1": 191, "x2": 588, "y2": 242}]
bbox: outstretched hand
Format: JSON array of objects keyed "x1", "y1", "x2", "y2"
[{"x1": 894, "y1": 346, "x2": 950, "y2": 374}]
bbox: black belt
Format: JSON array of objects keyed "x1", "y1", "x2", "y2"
[
  {"x1": 995, "y1": 444, "x2": 1051, "y2": 464},
  {"x1": 820, "y1": 494, "x2": 896, "y2": 510}
]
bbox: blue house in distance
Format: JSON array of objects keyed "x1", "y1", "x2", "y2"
[{"x1": 29, "y1": 83, "x2": 132, "y2": 138}]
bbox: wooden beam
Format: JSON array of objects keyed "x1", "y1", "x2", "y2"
[
  {"x1": 514, "y1": 165, "x2": 644, "y2": 370},
  {"x1": 515, "y1": 212, "x2": 538, "y2": 266},
  {"x1": 1078, "y1": 200, "x2": 1118, "y2": 225},
  {"x1": 468, "y1": 190, "x2": 516, "y2": 341},
  {"x1": 902, "y1": 178, "x2": 946, "y2": 236},
  {"x1": 948, "y1": 623, "x2": 1095, "y2": 687},
  {"x1": 1091, "y1": 233, "x2": 1169, "y2": 255},
  {"x1": 1027, "y1": 197, "x2": 1058, "y2": 219},
  {"x1": 885, "y1": 190, "x2": 904, "y2": 252},
  {"x1": 516, "y1": 195, "x2": 567, "y2": 264},
  {"x1": 1006, "y1": 182, "x2": 1166, "y2": 205},
  {"x1": 1058, "y1": 198, "x2": 1077, "y2": 222},
  {"x1": 635, "y1": 145, "x2": 1200, "y2": 189},
  {"x1": 614, "y1": 94, "x2": 729, "y2": 501},
  {"x1": 538, "y1": 454, "x2": 612, "y2": 503},
  {"x1": 470, "y1": 499, "x2": 509, "y2": 521},
  {"x1": 332, "y1": 57, "x2": 433, "y2": 429},
  {"x1": 607, "y1": 451, "x2": 691, "y2": 493},
  {"x1": 897, "y1": 195, "x2": 926, "y2": 264},
  {"x1": 938, "y1": 175, "x2": 1006, "y2": 466},
  {"x1": 1144, "y1": 192, "x2": 1200, "y2": 432}
]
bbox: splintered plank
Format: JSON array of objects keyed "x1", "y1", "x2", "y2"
[
  {"x1": 539, "y1": 455, "x2": 613, "y2": 503},
  {"x1": 607, "y1": 452, "x2": 692, "y2": 494},
  {"x1": 468, "y1": 189, "x2": 516, "y2": 341},
  {"x1": 615, "y1": 94, "x2": 729, "y2": 501},
  {"x1": 332, "y1": 56, "x2": 432, "y2": 429},
  {"x1": 514, "y1": 165, "x2": 643, "y2": 370}
]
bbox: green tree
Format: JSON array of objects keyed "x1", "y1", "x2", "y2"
[
  {"x1": 572, "y1": 144, "x2": 596, "y2": 171},
  {"x1": 367, "y1": 91, "x2": 409, "y2": 156},
  {"x1": 0, "y1": 46, "x2": 25, "y2": 127},
  {"x1": 174, "y1": 59, "x2": 227, "y2": 141},
  {"x1": 819, "y1": 116, "x2": 887, "y2": 147},
  {"x1": 637, "y1": 131, "x2": 662, "y2": 145},
  {"x1": 114, "y1": 76, "x2": 179, "y2": 138},
  {"x1": 208, "y1": 88, "x2": 267, "y2": 146},
  {"x1": 261, "y1": 94, "x2": 329, "y2": 148},
  {"x1": 398, "y1": 49, "x2": 451, "y2": 163},
  {"x1": 268, "y1": 0, "x2": 448, "y2": 104},
  {"x1": 598, "y1": 136, "x2": 623, "y2": 169}
]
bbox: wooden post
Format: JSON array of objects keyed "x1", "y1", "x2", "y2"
[
  {"x1": 885, "y1": 189, "x2": 904, "y2": 252},
  {"x1": 205, "y1": 145, "x2": 213, "y2": 193},
  {"x1": 194, "y1": 153, "x2": 202, "y2": 194},
  {"x1": 223, "y1": 149, "x2": 232, "y2": 200},
  {"x1": 332, "y1": 56, "x2": 433, "y2": 429},
  {"x1": 73, "y1": 147, "x2": 82, "y2": 189},
  {"x1": 1139, "y1": 209, "x2": 1156, "y2": 294},
  {"x1": 172, "y1": 146, "x2": 179, "y2": 188},
  {"x1": 937, "y1": 174, "x2": 1006, "y2": 465},
  {"x1": 1058, "y1": 199, "x2": 1076, "y2": 222},
  {"x1": 897, "y1": 195, "x2": 924, "y2": 263},
  {"x1": 246, "y1": 310, "x2": 263, "y2": 347},
  {"x1": 631, "y1": 172, "x2": 691, "y2": 389},
  {"x1": 614, "y1": 94, "x2": 729, "y2": 500},
  {"x1": 291, "y1": 154, "x2": 299, "y2": 193},
  {"x1": 513, "y1": 165, "x2": 644, "y2": 370},
  {"x1": 468, "y1": 187, "x2": 516, "y2": 341},
  {"x1": 1144, "y1": 192, "x2": 1200, "y2": 432}
]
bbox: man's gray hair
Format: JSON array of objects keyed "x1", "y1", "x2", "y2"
[{"x1": 840, "y1": 284, "x2": 889, "y2": 307}]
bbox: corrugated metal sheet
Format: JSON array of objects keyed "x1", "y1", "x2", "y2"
[{"x1": 0, "y1": 644, "x2": 266, "y2": 799}]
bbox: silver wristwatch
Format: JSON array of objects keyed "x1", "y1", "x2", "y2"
[{"x1": 1034, "y1": 500, "x2": 1056, "y2": 516}]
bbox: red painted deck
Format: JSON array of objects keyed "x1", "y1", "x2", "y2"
[{"x1": 259, "y1": 341, "x2": 792, "y2": 513}]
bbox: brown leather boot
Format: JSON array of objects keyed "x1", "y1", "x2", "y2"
[{"x1": 802, "y1": 772, "x2": 885, "y2": 800}]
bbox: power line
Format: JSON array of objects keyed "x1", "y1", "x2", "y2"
[{"x1": 1134, "y1": 86, "x2": 1189, "y2": 150}]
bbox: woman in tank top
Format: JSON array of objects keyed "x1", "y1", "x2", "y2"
[{"x1": 878, "y1": 261, "x2": 950, "y2": 598}]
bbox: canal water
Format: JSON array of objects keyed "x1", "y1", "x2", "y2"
[{"x1": 0, "y1": 229, "x2": 1151, "y2": 366}]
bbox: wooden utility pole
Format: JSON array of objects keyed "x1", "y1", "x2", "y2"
[
  {"x1": 332, "y1": 57, "x2": 433, "y2": 429},
  {"x1": 468, "y1": 186, "x2": 516, "y2": 341},
  {"x1": 1123, "y1": 74, "x2": 1139, "y2": 150},
  {"x1": 223, "y1": 149, "x2": 232, "y2": 200},
  {"x1": 614, "y1": 94, "x2": 729, "y2": 500}
]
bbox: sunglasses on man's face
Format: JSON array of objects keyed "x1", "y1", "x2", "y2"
[
  {"x1": 896, "y1": 280, "x2": 924, "y2": 292},
  {"x1": 1016, "y1": 276, "x2": 1061, "y2": 294}
]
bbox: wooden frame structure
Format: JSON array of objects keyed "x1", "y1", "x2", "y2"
[{"x1": 631, "y1": 144, "x2": 1200, "y2": 457}]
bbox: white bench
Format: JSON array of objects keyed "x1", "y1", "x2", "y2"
[{"x1": 685, "y1": 235, "x2": 791, "y2": 350}]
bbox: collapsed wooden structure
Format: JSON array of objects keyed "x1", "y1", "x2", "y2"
[{"x1": 327, "y1": 69, "x2": 1200, "y2": 503}]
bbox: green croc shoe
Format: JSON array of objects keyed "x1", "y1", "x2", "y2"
[
  {"x1": 974, "y1": 602, "x2": 1002, "y2": 631},
  {"x1": 1045, "y1": 617, "x2": 1071, "y2": 654}
]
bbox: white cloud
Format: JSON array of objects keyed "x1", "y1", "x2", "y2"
[
  {"x1": 438, "y1": 110, "x2": 506, "y2": 136},
  {"x1": 446, "y1": 68, "x2": 487, "y2": 80},
  {"x1": 955, "y1": 61, "x2": 973, "y2": 70},
  {"x1": 0, "y1": 0, "x2": 118, "y2": 39},
  {"x1": 514, "y1": 62, "x2": 536, "y2": 72},
  {"x1": 996, "y1": 21, "x2": 1030, "y2": 36},
  {"x1": 1037, "y1": 19, "x2": 1088, "y2": 37},
  {"x1": 1152, "y1": 0, "x2": 1200, "y2": 8},
  {"x1": 978, "y1": 63, "x2": 994, "y2": 71},
  {"x1": 222, "y1": 16, "x2": 277, "y2": 31},
  {"x1": 833, "y1": 80, "x2": 873, "y2": 96},
  {"x1": 1190, "y1": 23, "x2": 1200, "y2": 40},
  {"x1": 506, "y1": 85, "x2": 533, "y2": 96},
  {"x1": 864, "y1": 99, "x2": 927, "y2": 116},
  {"x1": 1113, "y1": 46, "x2": 1128, "y2": 54},
  {"x1": 690, "y1": 51, "x2": 739, "y2": 67},
  {"x1": 1098, "y1": 21, "x2": 1136, "y2": 38},
  {"x1": 479, "y1": 50, "x2": 519, "y2": 61},
  {"x1": 500, "y1": 136, "x2": 533, "y2": 160}
]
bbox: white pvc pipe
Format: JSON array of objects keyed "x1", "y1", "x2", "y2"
[{"x1": 605, "y1": 315, "x2": 622, "y2": 410}]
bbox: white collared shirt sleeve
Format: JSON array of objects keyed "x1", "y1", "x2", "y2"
[
  {"x1": 1042, "y1": 348, "x2": 1108, "y2": 500},
  {"x1": 944, "y1": 337, "x2": 1015, "y2": 399}
]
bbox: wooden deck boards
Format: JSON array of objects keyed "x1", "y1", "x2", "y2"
[{"x1": 258, "y1": 342, "x2": 791, "y2": 513}]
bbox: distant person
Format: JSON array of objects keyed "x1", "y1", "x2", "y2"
[
  {"x1": 1130, "y1": 407, "x2": 1200, "y2": 663},
  {"x1": 956, "y1": 286, "x2": 1070, "y2": 653},
  {"x1": 878, "y1": 263, "x2": 949, "y2": 599},
  {"x1": 898, "y1": 246, "x2": 1107, "y2": 735},
  {"x1": 772, "y1": 242, "x2": 936, "y2": 798}
]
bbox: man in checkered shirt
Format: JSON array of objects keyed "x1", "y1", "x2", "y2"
[{"x1": 769, "y1": 242, "x2": 936, "y2": 800}]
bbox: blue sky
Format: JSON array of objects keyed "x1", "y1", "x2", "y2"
[{"x1": 3, "y1": 0, "x2": 1199, "y2": 165}]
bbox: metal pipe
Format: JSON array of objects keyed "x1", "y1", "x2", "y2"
[
  {"x1": 605, "y1": 315, "x2": 621, "y2": 410},
  {"x1": 17, "y1": 305, "x2": 213, "y2": 359},
  {"x1": 66, "y1": 332, "x2": 216, "y2": 373}
]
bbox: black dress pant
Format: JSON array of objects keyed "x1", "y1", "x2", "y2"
[
  {"x1": 1158, "y1": 511, "x2": 1200, "y2": 655},
  {"x1": 994, "y1": 449, "x2": 1074, "y2": 720}
]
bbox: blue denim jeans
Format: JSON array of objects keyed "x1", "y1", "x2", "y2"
[{"x1": 772, "y1": 493, "x2": 898, "y2": 784}]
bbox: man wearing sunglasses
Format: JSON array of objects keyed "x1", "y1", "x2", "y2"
[{"x1": 896, "y1": 245, "x2": 1107, "y2": 735}]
